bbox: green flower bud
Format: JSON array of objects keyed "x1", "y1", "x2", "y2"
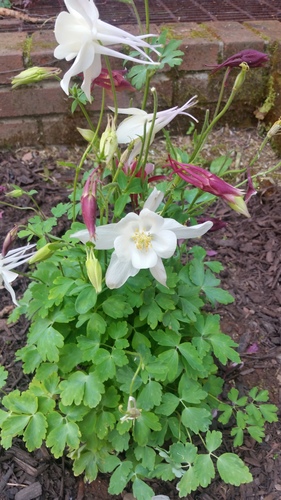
[
  {"x1": 100, "y1": 115, "x2": 118, "y2": 164},
  {"x1": 86, "y1": 247, "x2": 102, "y2": 293},
  {"x1": 11, "y1": 66, "x2": 61, "y2": 89},
  {"x1": 77, "y1": 128, "x2": 95, "y2": 142},
  {"x1": 267, "y1": 119, "x2": 281, "y2": 139},
  {"x1": 29, "y1": 242, "x2": 64, "y2": 264},
  {"x1": 6, "y1": 188, "x2": 24, "y2": 198},
  {"x1": 233, "y1": 62, "x2": 249, "y2": 91}
]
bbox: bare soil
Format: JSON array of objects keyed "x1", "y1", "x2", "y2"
[{"x1": 0, "y1": 128, "x2": 280, "y2": 499}]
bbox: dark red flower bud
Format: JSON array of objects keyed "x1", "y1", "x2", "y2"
[
  {"x1": 208, "y1": 49, "x2": 269, "y2": 73},
  {"x1": 81, "y1": 170, "x2": 98, "y2": 240}
]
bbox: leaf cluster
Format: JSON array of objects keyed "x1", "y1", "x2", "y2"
[{"x1": 0, "y1": 242, "x2": 260, "y2": 498}]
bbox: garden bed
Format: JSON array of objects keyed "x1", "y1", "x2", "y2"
[{"x1": 0, "y1": 127, "x2": 280, "y2": 499}]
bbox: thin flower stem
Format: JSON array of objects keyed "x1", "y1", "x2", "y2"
[
  {"x1": 237, "y1": 159, "x2": 281, "y2": 187},
  {"x1": 72, "y1": 90, "x2": 105, "y2": 222},
  {"x1": 78, "y1": 101, "x2": 95, "y2": 131},
  {"x1": 189, "y1": 73, "x2": 244, "y2": 164},
  {"x1": 212, "y1": 67, "x2": 230, "y2": 120},
  {"x1": 103, "y1": 55, "x2": 118, "y2": 123}
]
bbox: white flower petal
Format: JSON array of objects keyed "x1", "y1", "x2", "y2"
[
  {"x1": 161, "y1": 218, "x2": 213, "y2": 238},
  {"x1": 149, "y1": 257, "x2": 167, "y2": 287},
  {"x1": 71, "y1": 229, "x2": 91, "y2": 244},
  {"x1": 60, "y1": 42, "x2": 95, "y2": 96},
  {"x1": 2, "y1": 271, "x2": 18, "y2": 306},
  {"x1": 55, "y1": 0, "x2": 159, "y2": 99},
  {"x1": 131, "y1": 247, "x2": 158, "y2": 270},
  {"x1": 143, "y1": 188, "x2": 164, "y2": 212},
  {"x1": 105, "y1": 252, "x2": 138, "y2": 289},
  {"x1": 152, "y1": 230, "x2": 177, "y2": 258},
  {"x1": 64, "y1": 0, "x2": 99, "y2": 22}
]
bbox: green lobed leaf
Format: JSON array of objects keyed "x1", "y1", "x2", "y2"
[
  {"x1": 137, "y1": 380, "x2": 162, "y2": 410},
  {"x1": 87, "y1": 313, "x2": 107, "y2": 336},
  {"x1": 132, "y1": 477, "x2": 155, "y2": 500},
  {"x1": 179, "y1": 375, "x2": 208, "y2": 404},
  {"x1": 155, "y1": 393, "x2": 180, "y2": 416},
  {"x1": 72, "y1": 450, "x2": 98, "y2": 481},
  {"x1": 206, "y1": 332, "x2": 240, "y2": 365},
  {"x1": 177, "y1": 466, "x2": 200, "y2": 496},
  {"x1": 217, "y1": 453, "x2": 252, "y2": 485},
  {"x1": 1, "y1": 415, "x2": 30, "y2": 448},
  {"x1": 178, "y1": 342, "x2": 203, "y2": 371},
  {"x1": 194, "y1": 454, "x2": 215, "y2": 487},
  {"x1": 139, "y1": 302, "x2": 163, "y2": 329},
  {"x1": 259, "y1": 404, "x2": 278, "y2": 423},
  {"x1": 0, "y1": 366, "x2": 8, "y2": 389},
  {"x1": 46, "y1": 412, "x2": 81, "y2": 458},
  {"x1": 134, "y1": 446, "x2": 156, "y2": 472},
  {"x1": 36, "y1": 325, "x2": 64, "y2": 363},
  {"x1": 181, "y1": 407, "x2": 212, "y2": 433},
  {"x1": 205, "y1": 430, "x2": 223, "y2": 453},
  {"x1": 24, "y1": 413, "x2": 47, "y2": 451},
  {"x1": 170, "y1": 442, "x2": 197, "y2": 465},
  {"x1": 59, "y1": 371, "x2": 104, "y2": 408},
  {"x1": 108, "y1": 461, "x2": 133, "y2": 495},
  {"x1": 75, "y1": 285, "x2": 97, "y2": 314},
  {"x1": 247, "y1": 425, "x2": 265, "y2": 442},
  {"x1": 102, "y1": 295, "x2": 133, "y2": 318},
  {"x1": 2, "y1": 390, "x2": 38, "y2": 414}
]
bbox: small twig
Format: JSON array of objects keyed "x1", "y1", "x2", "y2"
[{"x1": 0, "y1": 7, "x2": 54, "y2": 23}]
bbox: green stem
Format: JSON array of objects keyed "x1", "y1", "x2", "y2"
[
  {"x1": 189, "y1": 68, "x2": 247, "y2": 164},
  {"x1": 212, "y1": 67, "x2": 230, "y2": 120},
  {"x1": 72, "y1": 90, "x2": 105, "y2": 222}
]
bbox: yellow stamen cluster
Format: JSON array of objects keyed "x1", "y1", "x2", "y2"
[{"x1": 132, "y1": 230, "x2": 152, "y2": 251}]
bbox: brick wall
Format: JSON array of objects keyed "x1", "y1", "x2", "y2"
[{"x1": 0, "y1": 20, "x2": 280, "y2": 147}]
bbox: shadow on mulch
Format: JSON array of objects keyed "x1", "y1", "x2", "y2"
[{"x1": 0, "y1": 147, "x2": 280, "y2": 500}]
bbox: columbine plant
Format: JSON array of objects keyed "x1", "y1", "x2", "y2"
[{"x1": 1, "y1": 0, "x2": 278, "y2": 498}]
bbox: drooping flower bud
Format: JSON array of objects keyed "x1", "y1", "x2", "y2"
[
  {"x1": 77, "y1": 128, "x2": 95, "y2": 143},
  {"x1": 85, "y1": 245, "x2": 102, "y2": 293},
  {"x1": 81, "y1": 170, "x2": 98, "y2": 240},
  {"x1": 169, "y1": 157, "x2": 250, "y2": 217},
  {"x1": 2, "y1": 225, "x2": 18, "y2": 257},
  {"x1": 207, "y1": 49, "x2": 269, "y2": 73},
  {"x1": 11, "y1": 66, "x2": 61, "y2": 89},
  {"x1": 267, "y1": 118, "x2": 281, "y2": 139},
  {"x1": 29, "y1": 242, "x2": 64, "y2": 264},
  {"x1": 99, "y1": 115, "x2": 118, "y2": 164},
  {"x1": 6, "y1": 188, "x2": 24, "y2": 198}
]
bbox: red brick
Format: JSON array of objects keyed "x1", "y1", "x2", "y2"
[
  {"x1": 206, "y1": 22, "x2": 265, "y2": 59},
  {"x1": 244, "y1": 20, "x2": 281, "y2": 72},
  {"x1": 0, "y1": 118, "x2": 39, "y2": 147},
  {"x1": 0, "y1": 83, "x2": 69, "y2": 118},
  {"x1": 243, "y1": 21, "x2": 281, "y2": 43},
  {"x1": 30, "y1": 31, "x2": 57, "y2": 66},
  {"x1": 0, "y1": 32, "x2": 27, "y2": 84},
  {"x1": 162, "y1": 23, "x2": 220, "y2": 72}
]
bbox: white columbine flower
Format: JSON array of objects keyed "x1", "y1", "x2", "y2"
[
  {"x1": 0, "y1": 244, "x2": 36, "y2": 305},
  {"x1": 54, "y1": 0, "x2": 160, "y2": 100},
  {"x1": 72, "y1": 188, "x2": 212, "y2": 288},
  {"x1": 112, "y1": 96, "x2": 198, "y2": 162}
]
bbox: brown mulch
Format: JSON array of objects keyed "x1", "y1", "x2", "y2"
[{"x1": 0, "y1": 141, "x2": 280, "y2": 500}]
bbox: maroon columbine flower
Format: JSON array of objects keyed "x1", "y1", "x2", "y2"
[
  {"x1": 169, "y1": 157, "x2": 250, "y2": 217},
  {"x1": 208, "y1": 49, "x2": 269, "y2": 73},
  {"x1": 81, "y1": 170, "x2": 98, "y2": 240},
  {"x1": 91, "y1": 68, "x2": 135, "y2": 96}
]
